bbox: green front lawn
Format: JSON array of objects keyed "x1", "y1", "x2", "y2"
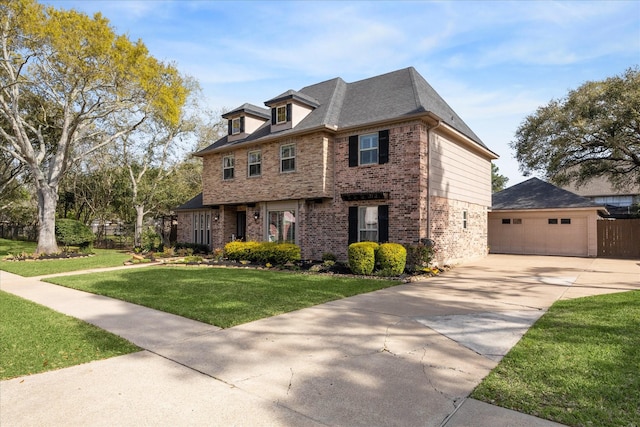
[
  {"x1": 0, "y1": 290, "x2": 139, "y2": 380},
  {"x1": 45, "y1": 267, "x2": 398, "y2": 328},
  {"x1": 472, "y1": 290, "x2": 640, "y2": 427},
  {"x1": 0, "y1": 238, "x2": 131, "y2": 276}
]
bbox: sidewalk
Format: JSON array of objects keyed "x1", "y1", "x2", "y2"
[{"x1": 1, "y1": 255, "x2": 638, "y2": 426}]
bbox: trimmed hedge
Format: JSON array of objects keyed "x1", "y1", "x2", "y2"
[
  {"x1": 224, "y1": 241, "x2": 301, "y2": 265},
  {"x1": 174, "y1": 242, "x2": 210, "y2": 254},
  {"x1": 348, "y1": 242, "x2": 379, "y2": 275},
  {"x1": 55, "y1": 218, "x2": 95, "y2": 250},
  {"x1": 376, "y1": 243, "x2": 407, "y2": 276}
]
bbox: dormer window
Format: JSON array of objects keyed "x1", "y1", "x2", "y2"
[
  {"x1": 276, "y1": 106, "x2": 287, "y2": 124},
  {"x1": 271, "y1": 103, "x2": 292, "y2": 125},
  {"x1": 227, "y1": 116, "x2": 245, "y2": 136},
  {"x1": 231, "y1": 118, "x2": 242, "y2": 135}
]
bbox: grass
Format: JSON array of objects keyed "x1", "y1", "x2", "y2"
[
  {"x1": 471, "y1": 290, "x2": 640, "y2": 427},
  {"x1": 0, "y1": 290, "x2": 139, "y2": 380},
  {"x1": 45, "y1": 266, "x2": 398, "y2": 328},
  {"x1": 0, "y1": 238, "x2": 131, "y2": 277}
]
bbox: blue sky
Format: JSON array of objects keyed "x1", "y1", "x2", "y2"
[{"x1": 45, "y1": 0, "x2": 640, "y2": 186}]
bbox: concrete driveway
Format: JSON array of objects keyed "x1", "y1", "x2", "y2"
[{"x1": 1, "y1": 254, "x2": 638, "y2": 426}]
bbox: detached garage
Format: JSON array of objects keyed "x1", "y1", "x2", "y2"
[{"x1": 489, "y1": 178, "x2": 606, "y2": 257}]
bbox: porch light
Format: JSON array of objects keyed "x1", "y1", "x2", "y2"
[
  {"x1": 253, "y1": 211, "x2": 260, "y2": 221},
  {"x1": 213, "y1": 213, "x2": 219, "y2": 221}
]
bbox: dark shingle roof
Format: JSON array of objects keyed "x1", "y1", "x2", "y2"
[
  {"x1": 221, "y1": 103, "x2": 270, "y2": 120},
  {"x1": 264, "y1": 90, "x2": 320, "y2": 108},
  {"x1": 175, "y1": 192, "x2": 204, "y2": 211},
  {"x1": 196, "y1": 67, "x2": 488, "y2": 155},
  {"x1": 492, "y1": 178, "x2": 604, "y2": 210}
]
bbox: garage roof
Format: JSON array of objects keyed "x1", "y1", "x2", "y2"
[{"x1": 492, "y1": 178, "x2": 604, "y2": 210}]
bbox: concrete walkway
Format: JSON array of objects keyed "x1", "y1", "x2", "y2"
[{"x1": 1, "y1": 255, "x2": 638, "y2": 426}]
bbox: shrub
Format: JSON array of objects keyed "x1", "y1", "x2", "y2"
[
  {"x1": 224, "y1": 241, "x2": 301, "y2": 265},
  {"x1": 55, "y1": 219, "x2": 95, "y2": 251},
  {"x1": 348, "y1": 242, "x2": 378, "y2": 275},
  {"x1": 175, "y1": 242, "x2": 209, "y2": 254},
  {"x1": 254, "y1": 242, "x2": 301, "y2": 265},
  {"x1": 224, "y1": 241, "x2": 261, "y2": 261},
  {"x1": 404, "y1": 241, "x2": 435, "y2": 273},
  {"x1": 141, "y1": 227, "x2": 162, "y2": 252},
  {"x1": 376, "y1": 243, "x2": 407, "y2": 276},
  {"x1": 322, "y1": 252, "x2": 337, "y2": 262}
]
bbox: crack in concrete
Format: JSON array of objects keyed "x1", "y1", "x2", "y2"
[
  {"x1": 286, "y1": 367, "x2": 293, "y2": 395},
  {"x1": 419, "y1": 348, "x2": 459, "y2": 409}
]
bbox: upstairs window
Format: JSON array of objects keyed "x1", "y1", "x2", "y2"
[
  {"x1": 349, "y1": 130, "x2": 389, "y2": 167},
  {"x1": 276, "y1": 106, "x2": 287, "y2": 123},
  {"x1": 248, "y1": 150, "x2": 262, "y2": 177},
  {"x1": 271, "y1": 104, "x2": 291, "y2": 125},
  {"x1": 463, "y1": 210, "x2": 468, "y2": 229},
  {"x1": 223, "y1": 155, "x2": 234, "y2": 180},
  {"x1": 231, "y1": 118, "x2": 241, "y2": 135},
  {"x1": 280, "y1": 144, "x2": 296, "y2": 173},
  {"x1": 228, "y1": 117, "x2": 244, "y2": 135},
  {"x1": 359, "y1": 134, "x2": 379, "y2": 165}
]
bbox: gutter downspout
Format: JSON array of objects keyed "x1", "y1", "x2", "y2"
[{"x1": 427, "y1": 120, "x2": 442, "y2": 241}]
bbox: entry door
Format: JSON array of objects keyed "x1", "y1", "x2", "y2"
[{"x1": 236, "y1": 212, "x2": 247, "y2": 241}]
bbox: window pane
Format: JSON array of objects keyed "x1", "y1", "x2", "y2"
[
  {"x1": 277, "y1": 106, "x2": 287, "y2": 123},
  {"x1": 268, "y1": 210, "x2": 296, "y2": 242},
  {"x1": 561, "y1": 218, "x2": 571, "y2": 224},
  {"x1": 232, "y1": 118, "x2": 241, "y2": 134},
  {"x1": 359, "y1": 134, "x2": 379, "y2": 165},
  {"x1": 358, "y1": 206, "x2": 378, "y2": 242},
  {"x1": 502, "y1": 218, "x2": 511, "y2": 224},
  {"x1": 282, "y1": 158, "x2": 295, "y2": 172},
  {"x1": 548, "y1": 218, "x2": 558, "y2": 224}
]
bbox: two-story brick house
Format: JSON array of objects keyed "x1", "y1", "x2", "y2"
[{"x1": 176, "y1": 67, "x2": 498, "y2": 264}]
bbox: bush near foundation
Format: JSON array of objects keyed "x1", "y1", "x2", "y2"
[
  {"x1": 348, "y1": 242, "x2": 379, "y2": 275},
  {"x1": 376, "y1": 243, "x2": 407, "y2": 276},
  {"x1": 224, "y1": 241, "x2": 301, "y2": 265}
]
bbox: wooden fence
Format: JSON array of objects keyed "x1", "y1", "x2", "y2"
[{"x1": 597, "y1": 219, "x2": 640, "y2": 259}]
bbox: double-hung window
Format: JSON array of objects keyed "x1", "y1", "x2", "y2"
[
  {"x1": 248, "y1": 150, "x2": 261, "y2": 177},
  {"x1": 358, "y1": 206, "x2": 379, "y2": 242},
  {"x1": 280, "y1": 144, "x2": 296, "y2": 173},
  {"x1": 276, "y1": 105, "x2": 287, "y2": 124},
  {"x1": 359, "y1": 134, "x2": 379, "y2": 165},
  {"x1": 231, "y1": 118, "x2": 241, "y2": 135},
  {"x1": 223, "y1": 155, "x2": 234, "y2": 180}
]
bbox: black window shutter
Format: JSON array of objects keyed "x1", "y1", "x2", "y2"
[
  {"x1": 227, "y1": 119, "x2": 232, "y2": 135},
  {"x1": 240, "y1": 116, "x2": 245, "y2": 133},
  {"x1": 378, "y1": 129, "x2": 389, "y2": 164},
  {"x1": 378, "y1": 205, "x2": 389, "y2": 243},
  {"x1": 348, "y1": 135, "x2": 359, "y2": 167},
  {"x1": 271, "y1": 108, "x2": 277, "y2": 125},
  {"x1": 348, "y1": 206, "x2": 358, "y2": 244},
  {"x1": 286, "y1": 103, "x2": 292, "y2": 122}
]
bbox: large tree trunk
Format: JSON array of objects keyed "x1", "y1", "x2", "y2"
[
  {"x1": 134, "y1": 204, "x2": 145, "y2": 248},
  {"x1": 36, "y1": 184, "x2": 60, "y2": 254}
]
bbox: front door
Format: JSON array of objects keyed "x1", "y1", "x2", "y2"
[{"x1": 236, "y1": 211, "x2": 247, "y2": 241}]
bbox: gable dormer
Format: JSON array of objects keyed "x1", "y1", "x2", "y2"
[
  {"x1": 264, "y1": 90, "x2": 320, "y2": 133},
  {"x1": 222, "y1": 103, "x2": 270, "y2": 143}
]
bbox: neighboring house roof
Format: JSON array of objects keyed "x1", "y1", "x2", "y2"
[
  {"x1": 561, "y1": 176, "x2": 640, "y2": 198},
  {"x1": 492, "y1": 178, "x2": 605, "y2": 210},
  {"x1": 195, "y1": 67, "x2": 488, "y2": 156},
  {"x1": 175, "y1": 192, "x2": 205, "y2": 211}
]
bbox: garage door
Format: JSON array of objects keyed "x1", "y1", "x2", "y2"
[{"x1": 489, "y1": 216, "x2": 588, "y2": 256}]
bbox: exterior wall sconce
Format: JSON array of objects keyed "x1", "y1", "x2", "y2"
[
  {"x1": 213, "y1": 213, "x2": 219, "y2": 221},
  {"x1": 253, "y1": 211, "x2": 260, "y2": 221}
]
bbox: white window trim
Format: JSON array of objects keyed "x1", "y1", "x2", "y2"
[
  {"x1": 359, "y1": 133, "x2": 379, "y2": 165},
  {"x1": 231, "y1": 117, "x2": 241, "y2": 135},
  {"x1": 276, "y1": 105, "x2": 287, "y2": 124},
  {"x1": 266, "y1": 201, "x2": 298, "y2": 244},
  {"x1": 280, "y1": 143, "x2": 296, "y2": 173},
  {"x1": 248, "y1": 150, "x2": 262, "y2": 177}
]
